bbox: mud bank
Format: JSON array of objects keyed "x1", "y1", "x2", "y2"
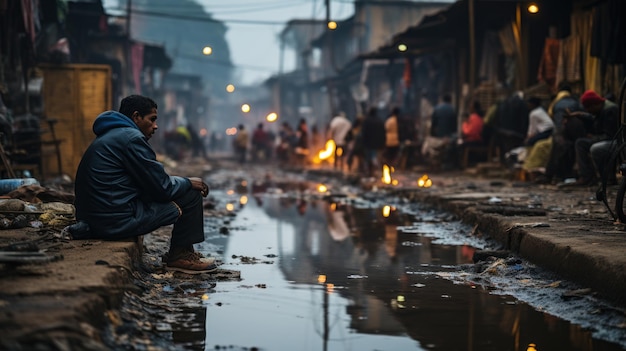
[{"x1": 0, "y1": 232, "x2": 140, "y2": 350}]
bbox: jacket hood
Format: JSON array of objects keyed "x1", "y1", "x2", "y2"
[{"x1": 93, "y1": 111, "x2": 139, "y2": 136}]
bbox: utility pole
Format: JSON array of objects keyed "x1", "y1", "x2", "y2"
[
  {"x1": 325, "y1": 0, "x2": 330, "y2": 24},
  {"x1": 126, "y1": 0, "x2": 132, "y2": 37},
  {"x1": 468, "y1": 0, "x2": 475, "y2": 98},
  {"x1": 324, "y1": 0, "x2": 336, "y2": 115},
  {"x1": 124, "y1": 0, "x2": 133, "y2": 97}
]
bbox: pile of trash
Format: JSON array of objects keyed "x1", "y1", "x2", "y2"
[{"x1": 0, "y1": 184, "x2": 75, "y2": 230}]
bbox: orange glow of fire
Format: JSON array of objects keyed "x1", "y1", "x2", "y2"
[
  {"x1": 318, "y1": 139, "x2": 336, "y2": 161},
  {"x1": 317, "y1": 184, "x2": 328, "y2": 193},
  {"x1": 382, "y1": 164, "x2": 392, "y2": 184},
  {"x1": 382, "y1": 205, "x2": 391, "y2": 217},
  {"x1": 417, "y1": 174, "x2": 433, "y2": 188}
]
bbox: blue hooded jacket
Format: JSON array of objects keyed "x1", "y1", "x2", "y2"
[{"x1": 73, "y1": 111, "x2": 191, "y2": 239}]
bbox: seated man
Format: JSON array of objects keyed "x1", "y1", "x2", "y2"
[
  {"x1": 456, "y1": 101, "x2": 485, "y2": 168},
  {"x1": 570, "y1": 90, "x2": 619, "y2": 186},
  {"x1": 422, "y1": 94, "x2": 458, "y2": 170},
  {"x1": 69, "y1": 95, "x2": 217, "y2": 274},
  {"x1": 521, "y1": 96, "x2": 555, "y2": 180},
  {"x1": 535, "y1": 84, "x2": 585, "y2": 184}
]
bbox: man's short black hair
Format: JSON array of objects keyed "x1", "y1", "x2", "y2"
[{"x1": 119, "y1": 95, "x2": 157, "y2": 119}]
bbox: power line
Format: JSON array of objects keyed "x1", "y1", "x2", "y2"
[
  {"x1": 104, "y1": 0, "x2": 354, "y2": 26},
  {"x1": 126, "y1": 1, "x2": 309, "y2": 15},
  {"x1": 177, "y1": 54, "x2": 277, "y2": 72},
  {"x1": 104, "y1": 7, "x2": 289, "y2": 25}
]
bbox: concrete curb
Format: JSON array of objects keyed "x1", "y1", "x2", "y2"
[
  {"x1": 417, "y1": 191, "x2": 626, "y2": 306},
  {"x1": 307, "y1": 167, "x2": 626, "y2": 306}
]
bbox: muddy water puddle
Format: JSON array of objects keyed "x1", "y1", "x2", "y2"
[{"x1": 198, "y1": 191, "x2": 624, "y2": 351}]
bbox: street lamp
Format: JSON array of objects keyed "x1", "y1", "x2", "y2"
[
  {"x1": 527, "y1": 3, "x2": 539, "y2": 14},
  {"x1": 398, "y1": 43, "x2": 408, "y2": 52},
  {"x1": 241, "y1": 104, "x2": 251, "y2": 113},
  {"x1": 202, "y1": 46, "x2": 213, "y2": 55},
  {"x1": 226, "y1": 84, "x2": 235, "y2": 93},
  {"x1": 327, "y1": 21, "x2": 337, "y2": 30},
  {"x1": 266, "y1": 112, "x2": 278, "y2": 122}
]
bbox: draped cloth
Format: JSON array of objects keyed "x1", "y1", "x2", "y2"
[{"x1": 537, "y1": 38, "x2": 560, "y2": 91}]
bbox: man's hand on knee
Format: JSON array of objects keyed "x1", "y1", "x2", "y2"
[{"x1": 189, "y1": 177, "x2": 210, "y2": 197}]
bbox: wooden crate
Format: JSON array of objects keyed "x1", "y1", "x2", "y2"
[{"x1": 40, "y1": 64, "x2": 112, "y2": 179}]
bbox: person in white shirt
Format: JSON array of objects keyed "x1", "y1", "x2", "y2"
[
  {"x1": 521, "y1": 96, "x2": 555, "y2": 181},
  {"x1": 525, "y1": 96, "x2": 554, "y2": 146},
  {"x1": 327, "y1": 112, "x2": 352, "y2": 170}
]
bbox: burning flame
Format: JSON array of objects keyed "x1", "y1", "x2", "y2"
[
  {"x1": 382, "y1": 164, "x2": 392, "y2": 184},
  {"x1": 318, "y1": 139, "x2": 336, "y2": 161},
  {"x1": 417, "y1": 174, "x2": 433, "y2": 188},
  {"x1": 382, "y1": 205, "x2": 391, "y2": 217}
]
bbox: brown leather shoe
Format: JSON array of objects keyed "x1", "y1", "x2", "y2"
[{"x1": 166, "y1": 251, "x2": 218, "y2": 274}]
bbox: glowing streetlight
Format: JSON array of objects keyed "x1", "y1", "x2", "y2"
[
  {"x1": 202, "y1": 46, "x2": 213, "y2": 55},
  {"x1": 266, "y1": 112, "x2": 278, "y2": 122},
  {"x1": 327, "y1": 21, "x2": 337, "y2": 30},
  {"x1": 527, "y1": 3, "x2": 539, "y2": 14},
  {"x1": 241, "y1": 104, "x2": 251, "y2": 113},
  {"x1": 398, "y1": 44, "x2": 408, "y2": 52},
  {"x1": 226, "y1": 84, "x2": 235, "y2": 93}
]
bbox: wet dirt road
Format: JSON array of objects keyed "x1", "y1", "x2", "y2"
[
  {"x1": 116, "y1": 166, "x2": 626, "y2": 351},
  {"x1": 196, "y1": 179, "x2": 625, "y2": 351}
]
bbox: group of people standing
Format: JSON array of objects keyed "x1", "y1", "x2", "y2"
[
  {"x1": 233, "y1": 85, "x2": 619, "y2": 186},
  {"x1": 233, "y1": 118, "x2": 313, "y2": 167},
  {"x1": 328, "y1": 107, "x2": 415, "y2": 177}
]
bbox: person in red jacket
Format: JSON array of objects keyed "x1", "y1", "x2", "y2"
[
  {"x1": 461, "y1": 101, "x2": 484, "y2": 145},
  {"x1": 456, "y1": 101, "x2": 485, "y2": 168}
]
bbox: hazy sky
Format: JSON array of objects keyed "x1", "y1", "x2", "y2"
[
  {"x1": 104, "y1": 0, "x2": 353, "y2": 84},
  {"x1": 202, "y1": 0, "x2": 353, "y2": 85}
]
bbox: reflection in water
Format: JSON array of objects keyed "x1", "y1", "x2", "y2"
[
  {"x1": 171, "y1": 306, "x2": 207, "y2": 350},
  {"x1": 203, "y1": 194, "x2": 622, "y2": 351}
]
